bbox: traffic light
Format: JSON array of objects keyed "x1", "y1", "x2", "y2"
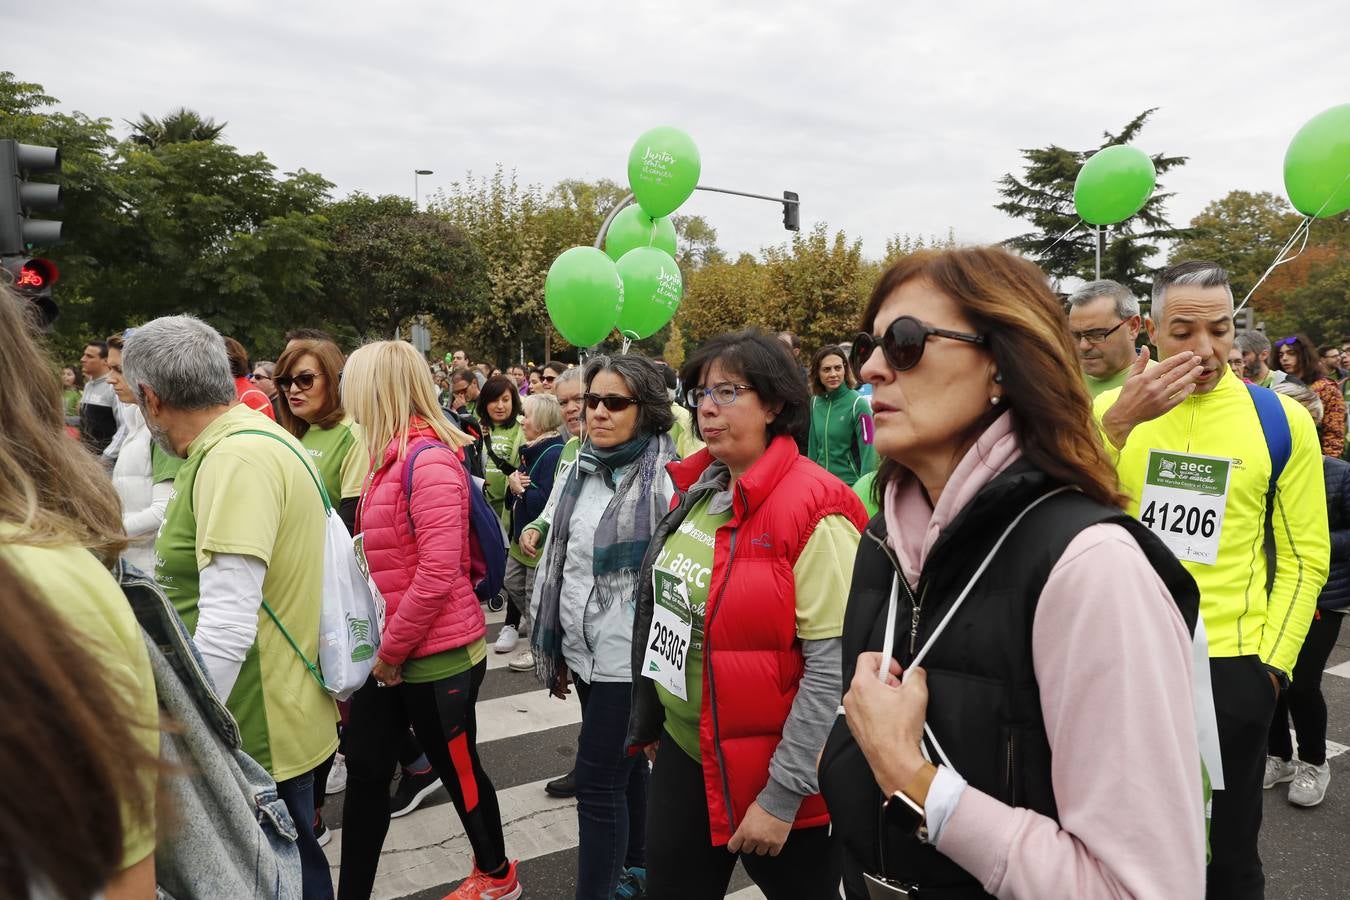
[
  {"x1": 3, "y1": 255, "x2": 59, "y2": 325},
  {"x1": 0, "y1": 139, "x2": 62, "y2": 256},
  {"x1": 782, "y1": 190, "x2": 800, "y2": 232}
]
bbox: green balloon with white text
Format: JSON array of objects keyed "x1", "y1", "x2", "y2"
[
  {"x1": 616, "y1": 247, "x2": 683, "y2": 341},
  {"x1": 627, "y1": 126, "x2": 701, "y2": 219}
]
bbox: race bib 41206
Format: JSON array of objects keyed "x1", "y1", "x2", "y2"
[{"x1": 1139, "y1": 449, "x2": 1232, "y2": 565}]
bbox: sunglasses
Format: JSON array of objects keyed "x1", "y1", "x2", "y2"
[
  {"x1": 583, "y1": 392, "x2": 640, "y2": 412},
  {"x1": 275, "y1": 372, "x2": 320, "y2": 392},
  {"x1": 542, "y1": 374, "x2": 558, "y2": 384},
  {"x1": 1276, "y1": 337, "x2": 1298, "y2": 347},
  {"x1": 851, "y1": 316, "x2": 986, "y2": 373}
]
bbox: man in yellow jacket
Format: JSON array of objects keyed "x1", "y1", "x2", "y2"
[{"x1": 1095, "y1": 260, "x2": 1328, "y2": 900}]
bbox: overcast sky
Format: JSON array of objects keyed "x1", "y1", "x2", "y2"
[{"x1": 10, "y1": 1, "x2": 1347, "y2": 260}]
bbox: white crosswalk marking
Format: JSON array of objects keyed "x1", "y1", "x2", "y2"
[{"x1": 1325, "y1": 659, "x2": 1350, "y2": 680}]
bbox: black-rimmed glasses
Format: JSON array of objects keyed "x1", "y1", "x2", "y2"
[
  {"x1": 583, "y1": 393, "x2": 640, "y2": 412},
  {"x1": 1069, "y1": 319, "x2": 1128, "y2": 345},
  {"x1": 851, "y1": 316, "x2": 986, "y2": 373}
]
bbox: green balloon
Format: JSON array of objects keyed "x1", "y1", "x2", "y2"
[
  {"x1": 603, "y1": 205, "x2": 678, "y2": 262},
  {"x1": 616, "y1": 247, "x2": 683, "y2": 341},
  {"x1": 1285, "y1": 104, "x2": 1350, "y2": 218},
  {"x1": 545, "y1": 247, "x2": 623, "y2": 348},
  {"x1": 1073, "y1": 145, "x2": 1157, "y2": 226},
  {"x1": 627, "y1": 126, "x2": 701, "y2": 219}
]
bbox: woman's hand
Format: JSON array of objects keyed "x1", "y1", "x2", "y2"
[
  {"x1": 550, "y1": 661, "x2": 571, "y2": 700},
  {"x1": 727, "y1": 801, "x2": 793, "y2": 856},
  {"x1": 842, "y1": 652, "x2": 929, "y2": 799},
  {"x1": 520, "y1": 527, "x2": 541, "y2": 558},
  {"x1": 643, "y1": 739, "x2": 660, "y2": 763},
  {"x1": 372, "y1": 658, "x2": 403, "y2": 687},
  {"x1": 507, "y1": 471, "x2": 531, "y2": 496}
]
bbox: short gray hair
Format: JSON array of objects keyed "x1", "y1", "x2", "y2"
[
  {"x1": 554, "y1": 365, "x2": 583, "y2": 391},
  {"x1": 122, "y1": 315, "x2": 236, "y2": 410},
  {"x1": 1274, "y1": 380, "x2": 1323, "y2": 426},
  {"x1": 1067, "y1": 280, "x2": 1140, "y2": 319},
  {"x1": 1235, "y1": 331, "x2": 1271, "y2": 356},
  {"x1": 1151, "y1": 260, "x2": 1233, "y2": 322},
  {"x1": 582, "y1": 354, "x2": 675, "y2": 436}
]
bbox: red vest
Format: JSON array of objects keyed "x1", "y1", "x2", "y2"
[{"x1": 666, "y1": 435, "x2": 870, "y2": 844}]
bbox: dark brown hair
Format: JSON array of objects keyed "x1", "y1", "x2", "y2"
[
  {"x1": 221, "y1": 336, "x2": 252, "y2": 378},
  {"x1": 1277, "y1": 333, "x2": 1323, "y2": 384},
  {"x1": 809, "y1": 344, "x2": 857, "y2": 395},
  {"x1": 0, "y1": 555, "x2": 157, "y2": 898},
  {"x1": 275, "y1": 339, "x2": 347, "y2": 438},
  {"x1": 861, "y1": 247, "x2": 1125, "y2": 508},
  {"x1": 477, "y1": 375, "x2": 522, "y2": 428},
  {"x1": 680, "y1": 329, "x2": 811, "y2": 450}
]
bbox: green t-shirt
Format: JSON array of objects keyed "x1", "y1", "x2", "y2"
[
  {"x1": 155, "y1": 404, "x2": 338, "y2": 781},
  {"x1": 151, "y1": 442, "x2": 184, "y2": 484},
  {"x1": 482, "y1": 421, "x2": 524, "y2": 522},
  {"x1": 301, "y1": 414, "x2": 369, "y2": 502},
  {"x1": 0, "y1": 531, "x2": 160, "y2": 869},
  {"x1": 652, "y1": 495, "x2": 860, "y2": 760},
  {"x1": 852, "y1": 470, "x2": 880, "y2": 519},
  {"x1": 402, "y1": 637, "x2": 488, "y2": 683},
  {"x1": 63, "y1": 388, "x2": 81, "y2": 418}
]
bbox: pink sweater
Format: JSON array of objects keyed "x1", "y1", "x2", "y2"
[{"x1": 885, "y1": 413, "x2": 1205, "y2": 899}]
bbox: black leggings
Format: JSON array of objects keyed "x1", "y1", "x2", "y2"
[
  {"x1": 645, "y1": 731, "x2": 840, "y2": 900},
  {"x1": 1269, "y1": 609, "x2": 1345, "y2": 766},
  {"x1": 337, "y1": 661, "x2": 506, "y2": 899}
]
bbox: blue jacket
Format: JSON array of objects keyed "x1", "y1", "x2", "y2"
[
  {"x1": 509, "y1": 434, "x2": 567, "y2": 543},
  {"x1": 1321, "y1": 456, "x2": 1350, "y2": 610}
]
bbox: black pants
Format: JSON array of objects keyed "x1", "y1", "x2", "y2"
[
  {"x1": 645, "y1": 731, "x2": 840, "y2": 900},
  {"x1": 1269, "y1": 610, "x2": 1344, "y2": 766},
  {"x1": 1207, "y1": 656, "x2": 1279, "y2": 900},
  {"x1": 337, "y1": 661, "x2": 506, "y2": 900}
]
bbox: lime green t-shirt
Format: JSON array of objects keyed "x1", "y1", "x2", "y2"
[
  {"x1": 482, "y1": 421, "x2": 524, "y2": 522},
  {"x1": 155, "y1": 404, "x2": 338, "y2": 781},
  {"x1": 652, "y1": 496, "x2": 860, "y2": 760},
  {"x1": 0, "y1": 531, "x2": 160, "y2": 870},
  {"x1": 402, "y1": 637, "x2": 488, "y2": 683},
  {"x1": 301, "y1": 414, "x2": 369, "y2": 501}
]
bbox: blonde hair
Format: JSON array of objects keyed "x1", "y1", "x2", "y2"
[
  {"x1": 522, "y1": 393, "x2": 563, "y2": 438},
  {"x1": 342, "y1": 340, "x2": 472, "y2": 464},
  {"x1": 0, "y1": 287, "x2": 126, "y2": 564}
]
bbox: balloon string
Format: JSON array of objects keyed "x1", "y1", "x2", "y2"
[
  {"x1": 1235, "y1": 216, "x2": 1313, "y2": 314},
  {"x1": 621, "y1": 336, "x2": 633, "y2": 355},
  {"x1": 1037, "y1": 219, "x2": 1086, "y2": 258}
]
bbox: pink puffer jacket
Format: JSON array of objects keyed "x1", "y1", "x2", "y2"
[{"x1": 357, "y1": 422, "x2": 485, "y2": 666}]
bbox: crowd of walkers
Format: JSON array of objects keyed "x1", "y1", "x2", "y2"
[{"x1": 1, "y1": 243, "x2": 1346, "y2": 900}]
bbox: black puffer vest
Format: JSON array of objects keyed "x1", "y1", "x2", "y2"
[{"x1": 818, "y1": 461, "x2": 1199, "y2": 898}]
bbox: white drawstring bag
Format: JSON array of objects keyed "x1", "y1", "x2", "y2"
[{"x1": 243, "y1": 429, "x2": 382, "y2": 701}]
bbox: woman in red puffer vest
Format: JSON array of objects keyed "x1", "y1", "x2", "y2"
[{"x1": 338, "y1": 340, "x2": 522, "y2": 900}]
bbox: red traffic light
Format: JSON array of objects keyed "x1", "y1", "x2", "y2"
[{"x1": 17, "y1": 257, "x2": 58, "y2": 289}]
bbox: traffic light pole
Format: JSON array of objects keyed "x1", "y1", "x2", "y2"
[{"x1": 592, "y1": 185, "x2": 801, "y2": 250}]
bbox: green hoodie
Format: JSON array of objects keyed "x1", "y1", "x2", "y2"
[{"x1": 807, "y1": 385, "x2": 876, "y2": 486}]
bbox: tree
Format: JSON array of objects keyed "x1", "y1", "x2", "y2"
[
  {"x1": 126, "y1": 107, "x2": 227, "y2": 148},
  {"x1": 997, "y1": 109, "x2": 1189, "y2": 296},
  {"x1": 1169, "y1": 191, "x2": 1304, "y2": 300},
  {"x1": 679, "y1": 253, "x2": 776, "y2": 345},
  {"x1": 761, "y1": 224, "x2": 869, "y2": 352},
  {"x1": 317, "y1": 193, "x2": 488, "y2": 343}
]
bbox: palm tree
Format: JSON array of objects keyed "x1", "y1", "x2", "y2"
[{"x1": 126, "y1": 108, "x2": 227, "y2": 148}]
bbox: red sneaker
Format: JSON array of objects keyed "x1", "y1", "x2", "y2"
[{"x1": 442, "y1": 860, "x2": 521, "y2": 900}]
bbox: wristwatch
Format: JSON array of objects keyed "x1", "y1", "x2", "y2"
[{"x1": 883, "y1": 789, "x2": 928, "y2": 843}]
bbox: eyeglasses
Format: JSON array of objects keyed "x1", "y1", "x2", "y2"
[
  {"x1": 1069, "y1": 319, "x2": 1128, "y2": 345},
  {"x1": 583, "y1": 393, "x2": 641, "y2": 412},
  {"x1": 251, "y1": 372, "x2": 273, "y2": 382},
  {"x1": 685, "y1": 383, "x2": 756, "y2": 407},
  {"x1": 851, "y1": 316, "x2": 986, "y2": 373},
  {"x1": 275, "y1": 372, "x2": 320, "y2": 392},
  {"x1": 542, "y1": 374, "x2": 557, "y2": 384}
]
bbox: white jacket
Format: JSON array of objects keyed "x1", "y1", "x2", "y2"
[{"x1": 113, "y1": 404, "x2": 173, "y2": 572}]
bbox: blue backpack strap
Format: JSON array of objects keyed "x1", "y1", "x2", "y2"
[
  {"x1": 402, "y1": 440, "x2": 446, "y2": 538},
  {"x1": 1246, "y1": 383, "x2": 1292, "y2": 594}
]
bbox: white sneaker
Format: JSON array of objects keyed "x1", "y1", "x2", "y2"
[
  {"x1": 494, "y1": 624, "x2": 519, "y2": 654},
  {"x1": 326, "y1": 752, "x2": 347, "y2": 794},
  {"x1": 1288, "y1": 761, "x2": 1330, "y2": 807},
  {"x1": 508, "y1": 649, "x2": 535, "y2": 672},
  {"x1": 1263, "y1": 756, "x2": 1296, "y2": 789}
]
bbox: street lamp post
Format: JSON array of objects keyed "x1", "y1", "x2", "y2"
[{"x1": 413, "y1": 169, "x2": 433, "y2": 211}]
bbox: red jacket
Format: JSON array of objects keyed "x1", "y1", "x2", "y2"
[
  {"x1": 356, "y1": 423, "x2": 485, "y2": 666},
  {"x1": 661, "y1": 435, "x2": 869, "y2": 844},
  {"x1": 235, "y1": 376, "x2": 276, "y2": 420}
]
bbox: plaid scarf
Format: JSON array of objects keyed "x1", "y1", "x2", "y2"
[{"x1": 531, "y1": 431, "x2": 675, "y2": 689}]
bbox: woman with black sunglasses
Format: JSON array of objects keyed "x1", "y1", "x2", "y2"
[
  {"x1": 818, "y1": 247, "x2": 1206, "y2": 899},
  {"x1": 625, "y1": 331, "x2": 870, "y2": 900},
  {"x1": 531, "y1": 354, "x2": 678, "y2": 900}
]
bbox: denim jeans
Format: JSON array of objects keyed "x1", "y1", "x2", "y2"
[
  {"x1": 277, "y1": 771, "x2": 335, "y2": 900},
  {"x1": 574, "y1": 678, "x2": 648, "y2": 900}
]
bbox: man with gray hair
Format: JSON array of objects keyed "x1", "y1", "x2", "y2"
[
  {"x1": 1066, "y1": 279, "x2": 1148, "y2": 398},
  {"x1": 1094, "y1": 261, "x2": 1328, "y2": 899},
  {"x1": 1235, "y1": 331, "x2": 1288, "y2": 390},
  {"x1": 123, "y1": 315, "x2": 338, "y2": 899}
]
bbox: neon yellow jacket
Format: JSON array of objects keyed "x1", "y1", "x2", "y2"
[{"x1": 1094, "y1": 368, "x2": 1329, "y2": 678}]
